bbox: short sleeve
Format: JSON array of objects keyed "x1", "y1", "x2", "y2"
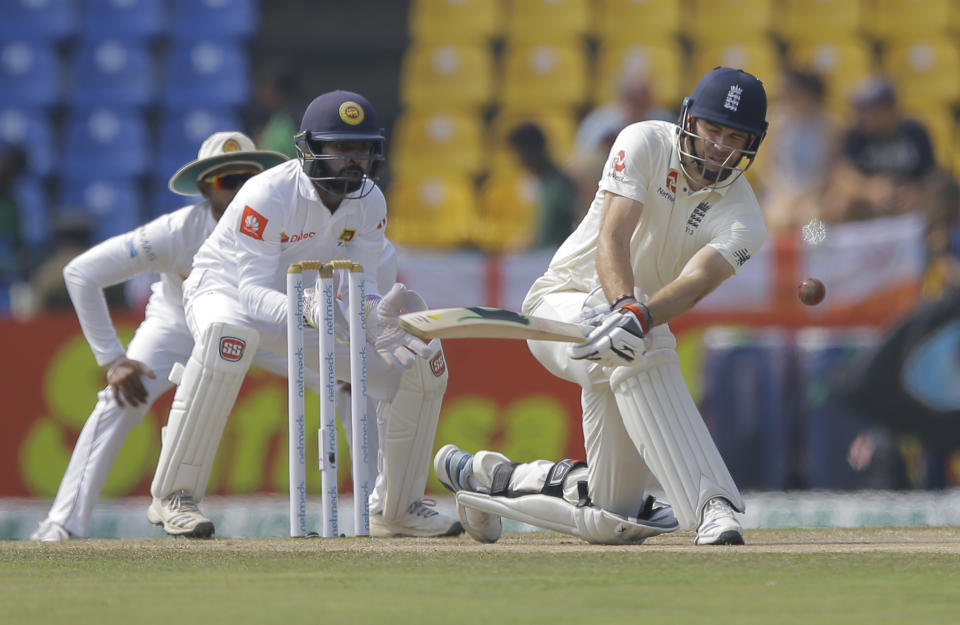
[
  {"x1": 707, "y1": 211, "x2": 767, "y2": 273},
  {"x1": 597, "y1": 123, "x2": 661, "y2": 205}
]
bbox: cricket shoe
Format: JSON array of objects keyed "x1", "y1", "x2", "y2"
[
  {"x1": 369, "y1": 499, "x2": 464, "y2": 538},
  {"x1": 147, "y1": 490, "x2": 215, "y2": 538},
  {"x1": 695, "y1": 497, "x2": 744, "y2": 545},
  {"x1": 30, "y1": 519, "x2": 71, "y2": 542},
  {"x1": 434, "y1": 444, "x2": 502, "y2": 543}
]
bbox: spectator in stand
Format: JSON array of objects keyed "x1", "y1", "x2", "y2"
[
  {"x1": 573, "y1": 64, "x2": 674, "y2": 156},
  {"x1": 568, "y1": 65, "x2": 674, "y2": 217},
  {"x1": 821, "y1": 77, "x2": 936, "y2": 223},
  {"x1": 834, "y1": 155, "x2": 960, "y2": 491},
  {"x1": 921, "y1": 174, "x2": 960, "y2": 297},
  {"x1": 754, "y1": 68, "x2": 839, "y2": 231},
  {"x1": 248, "y1": 63, "x2": 302, "y2": 159},
  {"x1": 507, "y1": 123, "x2": 577, "y2": 250}
]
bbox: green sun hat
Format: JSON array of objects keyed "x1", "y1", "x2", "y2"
[{"x1": 168, "y1": 131, "x2": 290, "y2": 195}]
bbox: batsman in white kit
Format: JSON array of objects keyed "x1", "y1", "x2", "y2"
[
  {"x1": 31, "y1": 132, "x2": 289, "y2": 541},
  {"x1": 435, "y1": 67, "x2": 770, "y2": 545},
  {"x1": 149, "y1": 90, "x2": 461, "y2": 538}
]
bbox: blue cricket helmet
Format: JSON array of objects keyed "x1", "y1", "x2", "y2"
[
  {"x1": 294, "y1": 90, "x2": 385, "y2": 198},
  {"x1": 676, "y1": 67, "x2": 768, "y2": 188},
  {"x1": 687, "y1": 66, "x2": 768, "y2": 137}
]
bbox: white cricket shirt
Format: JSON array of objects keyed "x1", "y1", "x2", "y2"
[
  {"x1": 524, "y1": 120, "x2": 766, "y2": 311},
  {"x1": 63, "y1": 201, "x2": 216, "y2": 366},
  {"x1": 186, "y1": 159, "x2": 388, "y2": 327}
]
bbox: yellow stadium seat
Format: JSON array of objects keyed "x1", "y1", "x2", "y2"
[
  {"x1": 596, "y1": 0, "x2": 683, "y2": 44},
  {"x1": 386, "y1": 176, "x2": 478, "y2": 249},
  {"x1": 400, "y1": 43, "x2": 495, "y2": 110},
  {"x1": 488, "y1": 109, "x2": 577, "y2": 171},
  {"x1": 688, "y1": 0, "x2": 774, "y2": 41},
  {"x1": 788, "y1": 37, "x2": 876, "y2": 111},
  {"x1": 504, "y1": 0, "x2": 592, "y2": 43},
  {"x1": 691, "y1": 39, "x2": 781, "y2": 100},
  {"x1": 500, "y1": 42, "x2": 589, "y2": 111},
  {"x1": 868, "y1": 0, "x2": 960, "y2": 41},
  {"x1": 883, "y1": 38, "x2": 960, "y2": 107},
  {"x1": 391, "y1": 111, "x2": 487, "y2": 178},
  {"x1": 408, "y1": 0, "x2": 504, "y2": 43},
  {"x1": 901, "y1": 103, "x2": 955, "y2": 170},
  {"x1": 475, "y1": 171, "x2": 541, "y2": 253},
  {"x1": 776, "y1": 0, "x2": 865, "y2": 42},
  {"x1": 595, "y1": 40, "x2": 686, "y2": 110}
]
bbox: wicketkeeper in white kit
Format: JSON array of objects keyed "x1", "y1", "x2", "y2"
[
  {"x1": 435, "y1": 67, "x2": 770, "y2": 546},
  {"x1": 31, "y1": 132, "x2": 289, "y2": 541},
  {"x1": 148, "y1": 90, "x2": 461, "y2": 538}
]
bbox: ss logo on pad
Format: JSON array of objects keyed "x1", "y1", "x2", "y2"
[{"x1": 219, "y1": 337, "x2": 246, "y2": 361}]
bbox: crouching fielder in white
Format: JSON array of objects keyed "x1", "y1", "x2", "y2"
[
  {"x1": 434, "y1": 67, "x2": 771, "y2": 546},
  {"x1": 149, "y1": 90, "x2": 461, "y2": 539}
]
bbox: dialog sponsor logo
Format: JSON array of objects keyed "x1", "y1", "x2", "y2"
[{"x1": 280, "y1": 231, "x2": 316, "y2": 243}]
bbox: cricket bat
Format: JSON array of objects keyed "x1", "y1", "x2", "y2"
[{"x1": 399, "y1": 307, "x2": 585, "y2": 343}]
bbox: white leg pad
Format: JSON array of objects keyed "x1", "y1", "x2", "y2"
[
  {"x1": 456, "y1": 491, "x2": 678, "y2": 545},
  {"x1": 609, "y1": 345, "x2": 743, "y2": 530},
  {"x1": 376, "y1": 338, "x2": 448, "y2": 521},
  {"x1": 150, "y1": 322, "x2": 259, "y2": 500}
]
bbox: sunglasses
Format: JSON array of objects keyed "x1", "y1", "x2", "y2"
[{"x1": 203, "y1": 169, "x2": 259, "y2": 190}]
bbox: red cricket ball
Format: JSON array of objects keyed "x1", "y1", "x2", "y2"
[{"x1": 797, "y1": 278, "x2": 826, "y2": 306}]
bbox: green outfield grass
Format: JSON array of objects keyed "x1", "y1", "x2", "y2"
[{"x1": 2, "y1": 528, "x2": 959, "y2": 625}]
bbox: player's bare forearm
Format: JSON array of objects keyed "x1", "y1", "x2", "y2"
[
  {"x1": 645, "y1": 247, "x2": 734, "y2": 326},
  {"x1": 597, "y1": 192, "x2": 644, "y2": 304}
]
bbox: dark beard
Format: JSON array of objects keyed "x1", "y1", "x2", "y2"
[{"x1": 685, "y1": 135, "x2": 730, "y2": 183}]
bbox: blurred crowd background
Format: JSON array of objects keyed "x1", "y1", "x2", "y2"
[
  {"x1": 2, "y1": 0, "x2": 960, "y2": 503},
  {"x1": 1, "y1": 0, "x2": 959, "y2": 306}
]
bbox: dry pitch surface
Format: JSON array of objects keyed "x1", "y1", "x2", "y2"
[{"x1": 3, "y1": 528, "x2": 959, "y2": 624}]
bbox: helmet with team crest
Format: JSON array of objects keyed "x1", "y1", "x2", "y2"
[
  {"x1": 676, "y1": 67, "x2": 768, "y2": 188},
  {"x1": 294, "y1": 90, "x2": 385, "y2": 199}
]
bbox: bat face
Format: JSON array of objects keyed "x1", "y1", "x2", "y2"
[{"x1": 399, "y1": 307, "x2": 585, "y2": 343}]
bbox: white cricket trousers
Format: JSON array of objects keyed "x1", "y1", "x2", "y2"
[
  {"x1": 45, "y1": 316, "x2": 190, "y2": 536},
  {"x1": 524, "y1": 291, "x2": 662, "y2": 519}
]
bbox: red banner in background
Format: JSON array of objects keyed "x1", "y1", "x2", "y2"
[{"x1": 0, "y1": 315, "x2": 584, "y2": 498}]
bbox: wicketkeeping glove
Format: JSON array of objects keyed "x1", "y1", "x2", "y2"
[
  {"x1": 372, "y1": 283, "x2": 434, "y2": 367},
  {"x1": 303, "y1": 272, "x2": 380, "y2": 344}
]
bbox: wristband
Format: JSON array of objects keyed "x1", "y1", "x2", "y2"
[
  {"x1": 611, "y1": 293, "x2": 637, "y2": 309},
  {"x1": 620, "y1": 302, "x2": 653, "y2": 334}
]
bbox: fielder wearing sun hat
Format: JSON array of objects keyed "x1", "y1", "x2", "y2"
[{"x1": 168, "y1": 131, "x2": 289, "y2": 195}]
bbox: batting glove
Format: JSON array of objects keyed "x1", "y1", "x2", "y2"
[{"x1": 569, "y1": 298, "x2": 652, "y2": 366}]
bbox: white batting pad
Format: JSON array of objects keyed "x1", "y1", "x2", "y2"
[
  {"x1": 376, "y1": 338, "x2": 447, "y2": 521},
  {"x1": 456, "y1": 491, "x2": 678, "y2": 545},
  {"x1": 609, "y1": 346, "x2": 743, "y2": 530},
  {"x1": 150, "y1": 322, "x2": 259, "y2": 500}
]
